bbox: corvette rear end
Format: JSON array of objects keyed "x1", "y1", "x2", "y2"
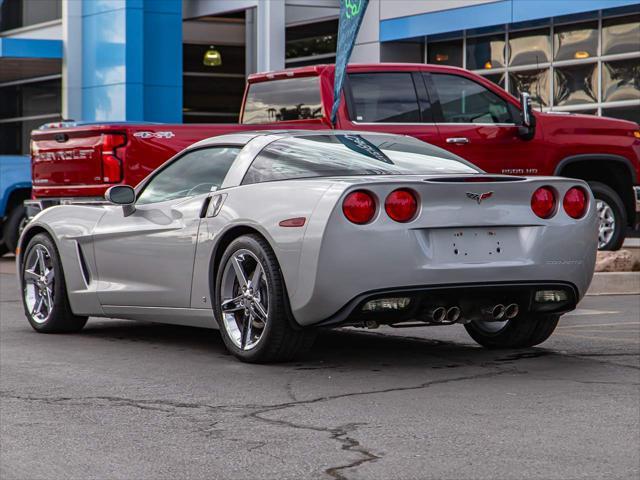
[{"x1": 293, "y1": 174, "x2": 598, "y2": 330}]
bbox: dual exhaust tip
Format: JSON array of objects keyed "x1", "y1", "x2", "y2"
[
  {"x1": 426, "y1": 303, "x2": 519, "y2": 324},
  {"x1": 483, "y1": 303, "x2": 519, "y2": 321},
  {"x1": 427, "y1": 306, "x2": 461, "y2": 324}
]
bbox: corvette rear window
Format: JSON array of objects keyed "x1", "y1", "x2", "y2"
[{"x1": 242, "y1": 134, "x2": 479, "y2": 185}]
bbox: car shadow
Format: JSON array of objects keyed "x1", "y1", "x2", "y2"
[{"x1": 78, "y1": 319, "x2": 561, "y2": 371}]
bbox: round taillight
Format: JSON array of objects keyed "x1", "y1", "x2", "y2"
[
  {"x1": 343, "y1": 190, "x2": 376, "y2": 224},
  {"x1": 531, "y1": 186, "x2": 556, "y2": 219},
  {"x1": 385, "y1": 188, "x2": 418, "y2": 222},
  {"x1": 563, "y1": 186, "x2": 588, "y2": 219}
]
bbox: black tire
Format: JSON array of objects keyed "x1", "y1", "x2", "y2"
[
  {"x1": 0, "y1": 241, "x2": 8, "y2": 257},
  {"x1": 464, "y1": 314, "x2": 560, "y2": 349},
  {"x1": 21, "y1": 233, "x2": 88, "y2": 333},
  {"x1": 214, "y1": 234, "x2": 316, "y2": 363},
  {"x1": 588, "y1": 181, "x2": 626, "y2": 251},
  {"x1": 3, "y1": 203, "x2": 28, "y2": 252}
]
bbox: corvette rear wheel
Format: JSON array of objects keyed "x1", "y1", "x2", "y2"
[
  {"x1": 464, "y1": 314, "x2": 560, "y2": 349},
  {"x1": 215, "y1": 234, "x2": 316, "y2": 363},
  {"x1": 21, "y1": 233, "x2": 87, "y2": 333}
]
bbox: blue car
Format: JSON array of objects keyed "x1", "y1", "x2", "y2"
[{"x1": 0, "y1": 155, "x2": 31, "y2": 256}]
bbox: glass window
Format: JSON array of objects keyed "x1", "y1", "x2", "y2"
[
  {"x1": 242, "y1": 134, "x2": 478, "y2": 185},
  {"x1": 508, "y1": 69, "x2": 550, "y2": 107},
  {"x1": 602, "y1": 58, "x2": 640, "y2": 103},
  {"x1": 554, "y1": 63, "x2": 598, "y2": 106},
  {"x1": 509, "y1": 28, "x2": 551, "y2": 66},
  {"x1": 347, "y1": 73, "x2": 421, "y2": 123},
  {"x1": 183, "y1": 75, "x2": 244, "y2": 123},
  {"x1": 427, "y1": 39, "x2": 463, "y2": 67},
  {"x1": 554, "y1": 21, "x2": 598, "y2": 61},
  {"x1": 602, "y1": 14, "x2": 640, "y2": 56},
  {"x1": 466, "y1": 34, "x2": 506, "y2": 70},
  {"x1": 286, "y1": 20, "x2": 338, "y2": 62},
  {"x1": 0, "y1": 79, "x2": 61, "y2": 119},
  {"x1": 137, "y1": 147, "x2": 241, "y2": 205},
  {"x1": 0, "y1": 117, "x2": 60, "y2": 155},
  {"x1": 602, "y1": 106, "x2": 640, "y2": 125},
  {"x1": 482, "y1": 73, "x2": 506, "y2": 89},
  {"x1": 0, "y1": 0, "x2": 61, "y2": 32},
  {"x1": 431, "y1": 74, "x2": 513, "y2": 124},
  {"x1": 242, "y1": 76, "x2": 323, "y2": 124}
]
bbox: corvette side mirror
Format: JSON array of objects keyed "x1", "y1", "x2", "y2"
[
  {"x1": 517, "y1": 91, "x2": 536, "y2": 141},
  {"x1": 105, "y1": 185, "x2": 136, "y2": 216}
]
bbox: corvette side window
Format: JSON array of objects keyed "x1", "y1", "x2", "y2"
[
  {"x1": 430, "y1": 73, "x2": 513, "y2": 124},
  {"x1": 137, "y1": 147, "x2": 241, "y2": 205}
]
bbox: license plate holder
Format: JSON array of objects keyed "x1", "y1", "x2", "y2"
[{"x1": 431, "y1": 227, "x2": 521, "y2": 263}]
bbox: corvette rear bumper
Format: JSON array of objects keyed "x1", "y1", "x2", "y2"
[
  {"x1": 314, "y1": 281, "x2": 578, "y2": 327},
  {"x1": 289, "y1": 222, "x2": 598, "y2": 326}
]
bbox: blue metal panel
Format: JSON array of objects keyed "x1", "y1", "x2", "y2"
[
  {"x1": 81, "y1": 0, "x2": 182, "y2": 123},
  {"x1": 0, "y1": 38, "x2": 62, "y2": 59},
  {"x1": 0, "y1": 156, "x2": 31, "y2": 217},
  {"x1": 82, "y1": 84, "x2": 127, "y2": 121},
  {"x1": 380, "y1": 0, "x2": 640, "y2": 42}
]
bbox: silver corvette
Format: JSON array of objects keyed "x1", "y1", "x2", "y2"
[{"x1": 17, "y1": 131, "x2": 598, "y2": 362}]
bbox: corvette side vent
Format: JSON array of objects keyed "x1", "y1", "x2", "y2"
[{"x1": 76, "y1": 242, "x2": 91, "y2": 286}]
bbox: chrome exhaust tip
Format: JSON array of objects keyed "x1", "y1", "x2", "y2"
[
  {"x1": 482, "y1": 304, "x2": 506, "y2": 321},
  {"x1": 426, "y1": 306, "x2": 447, "y2": 323},
  {"x1": 505, "y1": 303, "x2": 519, "y2": 319},
  {"x1": 446, "y1": 306, "x2": 461, "y2": 323}
]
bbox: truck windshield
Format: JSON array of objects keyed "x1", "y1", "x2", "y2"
[{"x1": 242, "y1": 133, "x2": 480, "y2": 185}]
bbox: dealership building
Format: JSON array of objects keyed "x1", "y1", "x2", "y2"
[{"x1": 1, "y1": 0, "x2": 639, "y2": 154}]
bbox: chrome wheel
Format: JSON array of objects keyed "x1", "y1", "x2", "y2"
[
  {"x1": 596, "y1": 199, "x2": 615, "y2": 249},
  {"x1": 220, "y1": 249, "x2": 268, "y2": 351},
  {"x1": 23, "y1": 244, "x2": 55, "y2": 324}
]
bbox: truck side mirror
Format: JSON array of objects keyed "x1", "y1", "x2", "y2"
[
  {"x1": 518, "y1": 91, "x2": 535, "y2": 141},
  {"x1": 105, "y1": 185, "x2": 136, "y2": 216}
]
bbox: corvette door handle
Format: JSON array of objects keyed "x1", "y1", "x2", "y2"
[{"x1": 446, "y1": 137, "x2": 470, "y2": 144}]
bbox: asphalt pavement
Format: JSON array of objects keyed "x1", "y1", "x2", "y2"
[{"x1": 1, "y1": 257, "x2": 639, "y2": 480}]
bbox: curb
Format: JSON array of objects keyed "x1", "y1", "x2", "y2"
[{"x1": 587, "y1": 272, "x2": 640, "y2": 296}]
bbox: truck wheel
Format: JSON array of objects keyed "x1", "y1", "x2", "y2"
[
  {"x1": 20, "y1": 233, "x2": 88, "y2": 333},
  {"x1": 3, "y1": 204, "x2": 28, "y2": 252},
  {"x1": 588, "y1": 181, "x2": 626, "y2": 251},
  {"x1": 464, "y1": 314, "x2": 560, "y2": 349},
  {"x1": 214, "y1": 234, "x2": 316, "y2": 363}
]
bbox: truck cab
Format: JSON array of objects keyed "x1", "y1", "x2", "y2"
[{"x1": 241, "y1": 63, "x2": 640, "y2": 250}]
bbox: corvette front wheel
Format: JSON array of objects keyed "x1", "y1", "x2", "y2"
[
  {"x1": 214, "y1": 234, "x2": 316, "y2": 363},
  {"x1": 464, "y1": 314, "x2": 560, "y2": 349},
  {"x1": 21, "y1": 233, "x2": 88, "y2": 333}
]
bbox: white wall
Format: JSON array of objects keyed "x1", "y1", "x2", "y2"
[{"x1": 379, "y1": 0, "x2": 500, "y2": 20}]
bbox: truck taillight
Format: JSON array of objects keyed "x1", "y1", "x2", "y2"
[{"x1": 101, "y1": 133, "x2": 126, "y2": 183}]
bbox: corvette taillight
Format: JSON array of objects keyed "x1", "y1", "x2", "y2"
[
  {"x1": 563, "y1": 186, "x2": 588, "y2": 219},
  {"x1": 101, "y1": 133, "x2": 126, "y2": 183},
  {"x1": 385, "y1": 189, "x2": 418, "y2": 222},
  {"x1": 531, "y1": 186, "x2": 556, "y2": 219},
  {"x1": 343, "y1": 190, "x2": 376, "y2": 224}
]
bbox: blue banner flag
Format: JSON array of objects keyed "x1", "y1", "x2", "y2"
[{"x1": 330, "y1": 0, "x2": 369, "y2": 125}]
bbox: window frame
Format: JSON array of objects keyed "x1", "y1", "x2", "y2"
[
  {"x1": 135, "y1": 145, "x2": 242, "y2": 205},
  {"x1": 240, "y1": 75, "x2": 324, "y2": 124},
  {"x1": 344, "y1": 71, "x2": 435, "y2": 124},
  {"x1": 425, "y1": 72, "x2": 517, "y2": 125}
]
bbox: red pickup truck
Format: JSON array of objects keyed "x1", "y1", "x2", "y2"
[{"x1": 28, "y1": 63, "x2": 640, "y2": 250}]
